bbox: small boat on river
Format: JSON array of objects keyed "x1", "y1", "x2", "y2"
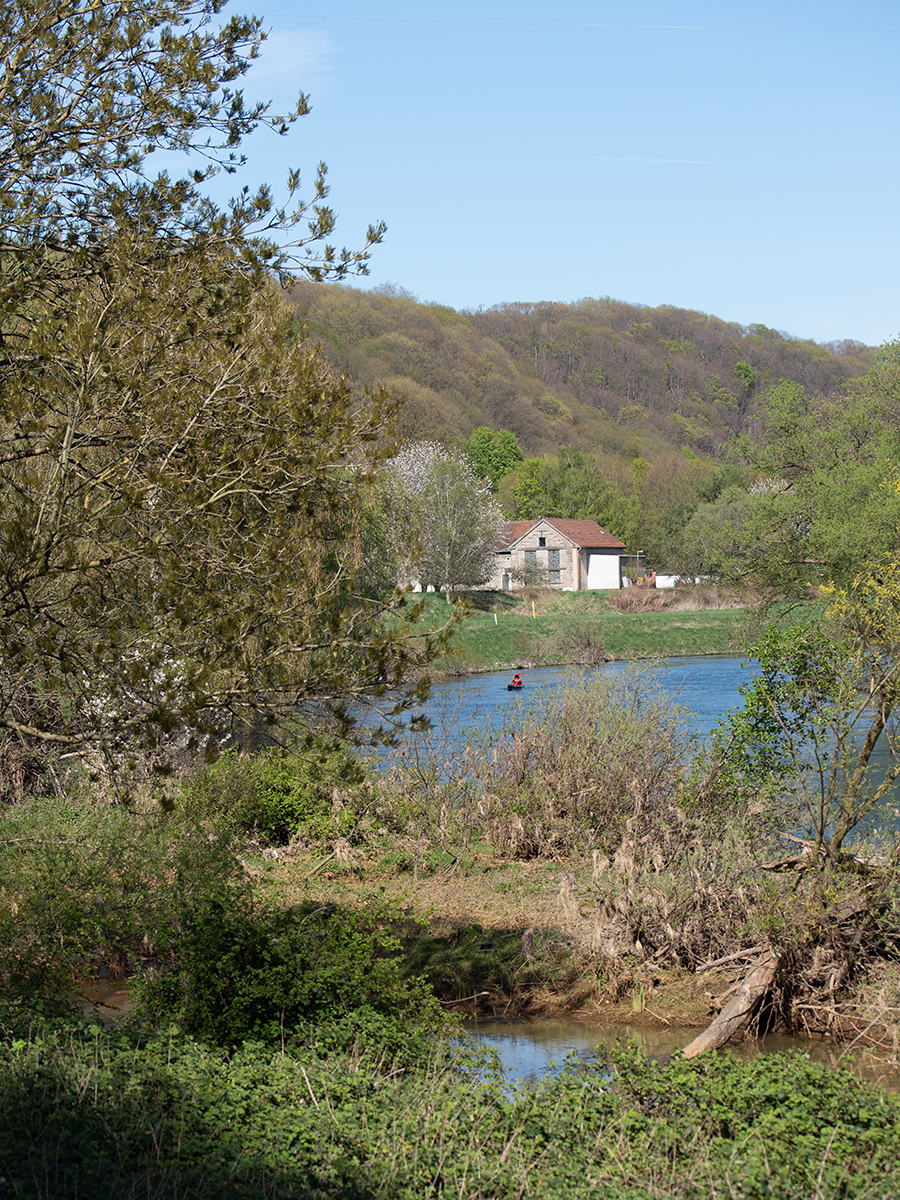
[{"x1": 507, "y1": 673, "x2": 523, "y2": 691}]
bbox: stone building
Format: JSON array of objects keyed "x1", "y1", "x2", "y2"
[{"x1": 488, "y1": 517, "x2": 626, "y2": 591}]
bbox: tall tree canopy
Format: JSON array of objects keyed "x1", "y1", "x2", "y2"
[
  {"x1": 0, "y1": 1, "x2": 446, "y2": 766},
  {"x1": 380, "y1": 442, "x2": 503, "y2": 594},
  {"x1": 683, "y1": 351, "x2": 900, "y2": 592},
  {"x1": 0, "y1": 0, "x2": 384, "y2": 280},
  {"x1": 464, "y1": 427, "x2": 523, "y2": 491}
]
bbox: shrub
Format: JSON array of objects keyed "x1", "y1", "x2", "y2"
[
  {"x1": 607, "y1": 588, "x2": 674, "y2": 612},
  {"x1": 136, "y1": 895, "x2": 450, "y2": 1057},
  {"x1": 471, "y1": 667, "x2": 695, "y2": 858},
  {"x1": 2, "y1": 1018, "x2": 898, "y2": 1200},
  {"x1": 179, "y1": 744, "x2": 367, "y2": 843},
  {"x1": 0, "y1": 797, "x2": 243, "y2": 997}
]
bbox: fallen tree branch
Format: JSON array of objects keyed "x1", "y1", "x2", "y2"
[
  {"x1": 760, "y1": 853, "x2": 815, "y2": 872},
  {"x1": 777, "y1": 832, "x2": 887, "y2": 870},
  {"x1": 695, "y1": 944, "x2": 766, "y2": 973},
  {"x1": 682, "y1": 952, "x2": 780, "y2": 1058}
]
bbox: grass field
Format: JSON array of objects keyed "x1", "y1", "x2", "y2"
[{"x1": 411, "y1": 585, "x2": 795, "y2": 673}]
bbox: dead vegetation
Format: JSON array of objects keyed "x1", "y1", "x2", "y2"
[
  {"x1": 607, "y1": 584, "x2": 754, "y2": 613},
  {"x1": 362, "y1": 667, "x2": 900, "y2": 1058}
]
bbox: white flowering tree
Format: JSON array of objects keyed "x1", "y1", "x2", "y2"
[{"x1": 383, "y1": 442, "x2": 504, "y2": 594}]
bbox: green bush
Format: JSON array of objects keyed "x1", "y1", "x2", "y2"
[
  {"x1": 0, "y1": 798, "x2": 242, "y2": 997},
  {"x1": 2, "y1": 1016, "x2": 899, "y2": 1200},
  {"x1": 136, "y1": 895, "x2": 450, "y2": 1057},
  {"x1": 179, "y1": 744, "x2": 366, "y2": 843}
]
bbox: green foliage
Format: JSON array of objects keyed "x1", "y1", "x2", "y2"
[
  {"x1": 713, "y1": 601, "x2": 900, "y2": 858},
  {"x1": 137, "y1": 895, "x2": 448, "y2": 1055},
  {"x1": 179, "y1": 746, "x2": 365, "y2": 844},
  {"x1": 0, "y1": 0, "x2": 438, "y2": 769},
  {"x1": 2, "y1": 1015, "x2": 898, "y2": 1200},
  {"x1": 404, "y1": 920, "x2": 575, "y2": 1003},
  {"x1": 716, "y1": 624, "x2": 844, "y2": 781},
  {"x1": 695, "y1": 461, "x2": 749, "y2": 503},
  {"x1": 0, "y1": 1013, "x2": 480, "y2": 1200},
  {"x1": 506, "y1": 446, "x2": 621, "y2": 526},
  {"x1": 464, "y1": 426, "x2": 524, "y2": 489},
  {"x1": 677, "y1": 484, "x2": 757, "y2": 578},
  {"x1": 734, "y1": 358, "x2": 756, "y2": 395},
  {"x1": 609, "y1": 1044, "x2": 900, "y2": 1199},
  {"x1": 0, "y1": 797, "x2": 243, "y2": 997},
  {"x1": 693, "y1": 361, "x2": 900, "y2": 591}
]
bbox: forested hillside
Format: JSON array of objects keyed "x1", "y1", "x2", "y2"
[
  {"x1": 288, "y1": 280, "x2": 874, "y2": 462},
  {"x1": 287, "y1": 281, "x2": 875, "y2": 562}
]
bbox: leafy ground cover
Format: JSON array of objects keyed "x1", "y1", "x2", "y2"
[{"x1": 2, "y1": 1007, "x2": 899, "y2": 1199}]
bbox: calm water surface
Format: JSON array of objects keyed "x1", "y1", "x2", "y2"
[
  {"x1": 464, "y1": 1015, "x2": 900, "y2": 1093},
  {"x1": 369, "y1": 655, "x2": 757, "y2": 753}
]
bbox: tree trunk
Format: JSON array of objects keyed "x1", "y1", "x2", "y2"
[
  {"x1": 682, "y1": 952, "x2": 780, "y2": 1058},
  {"x1": 828, "y1": 694, "x2": 892, "y2": 859}
]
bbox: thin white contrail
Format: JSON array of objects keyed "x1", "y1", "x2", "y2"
[
  {"x1": 287, "y1": 15, "x2": 899, "y2": 33},
  {"x1": 484, "y1": 152, "x2": 712, "y2": 164},
  {"x1": 554, "y1": 155, "x2": 710, "y2": 164}
]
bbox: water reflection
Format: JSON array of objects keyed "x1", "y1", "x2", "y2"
[{"x1": 464, "y1": 1016, "x2": 900, "y2": 1093}]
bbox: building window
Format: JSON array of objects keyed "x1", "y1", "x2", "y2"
[
  {"x1": 525, "y1": 549, "x2": 536, "y2": 564},
  {"x1": 549, "y1": 570, "x2": 561, "y2": 585},
  {"x1": 547, "y1": 549, "x2": 560, "y2": 568},
  {"x1": 538, "y1": 536, "x2": 546, "y2": 547}
]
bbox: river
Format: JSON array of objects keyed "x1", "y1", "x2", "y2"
[
  {"x1": 371, "y1": 655, "x2": 900, "y2": 815},
  {"x1": 431, "y1": 654, "x2": 755, "y2": 736},
  {"x1": 367, "y1": 656, "x2": 900, "y2": 1088},
  {"x1": 463, "y1": 1015, "x2": 900, "y2": 1093},
  {"x1": 366, "y1": 654, "x2": 757, "y2": 761}
]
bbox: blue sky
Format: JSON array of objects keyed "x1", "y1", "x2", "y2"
[{"x1": 210, "y1": 1, "x2": 900, "y2": 346}]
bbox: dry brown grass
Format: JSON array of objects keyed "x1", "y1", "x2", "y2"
[{"x1": 608, "y1": 584, "x2": 754, "y2": 613}]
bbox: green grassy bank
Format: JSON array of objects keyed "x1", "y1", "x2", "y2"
[{"x1": 414, "y1": 585, "x2": 782, "y2": 673}]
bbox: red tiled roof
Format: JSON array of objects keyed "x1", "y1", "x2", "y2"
[
  {"x1": 498, "y1": 517, "x2": 626, "y2": 551},
  {"x1": 496, "y1": 520, "x2": 536, "y2": 550},
  {"x1": 543, "y1": 518, "x2": 626, "y2": 549}
]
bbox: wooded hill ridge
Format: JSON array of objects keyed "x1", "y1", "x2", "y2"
[{"x1": 288, "y1": 279, "x2": 875, "y2": 467}]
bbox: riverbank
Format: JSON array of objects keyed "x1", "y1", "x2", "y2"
[
  {"x1": 7, "y1": 643, "x2": 900, "y2": 1198},
  {"x1": 6, "y1": 774, "x2": 900, "y2": 1197},
  {"x1": 417, "y1": 585, "x2": 800, "y2": 674},
  {"x1": 253, "y1": 845, "x2": 729, "y2": 1030}
]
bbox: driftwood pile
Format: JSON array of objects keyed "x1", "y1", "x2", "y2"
[{"x1": 554, "y1": 824, "x2": 900, "y2": 1058}]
